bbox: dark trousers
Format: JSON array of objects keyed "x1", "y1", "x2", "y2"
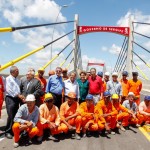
[
  {"x1": 51, "y1": 93, "x2": 62, "y2": 109},
  {"x1": 5, "y1": 96, "x2": 20, "y2": 134}
]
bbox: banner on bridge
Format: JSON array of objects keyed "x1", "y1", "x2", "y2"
[
  {"x1": 77, "y1": 26, "x2": 130, "y2": 36},
  {"x1": 88, "y1": 62, "x2": 104, "y2": 66}
]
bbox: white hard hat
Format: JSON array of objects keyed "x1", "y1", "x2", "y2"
[
  {"x1": 112, "y1": 72, "x2": 118, "y2": 76},
  {"x1": 128, "y1": 92, "x2": 135, "y2": 96},
  {"x1": 25, "y1": 94, "x2": 36, "y2": 102},
  {"x1": 104, "y1": 72, "x2": 110, "y2": 76}
]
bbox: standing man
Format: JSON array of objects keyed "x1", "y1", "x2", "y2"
[
  {"x1": 12, "y1": 94, "x2": 39, "y2": 148},
  {"x1": 64, "y1": 72, "x2": 80, "y2": 102},
  {"x1": 20, "y1": 70, "x2": 43, "y2": 107},
  {"x1": 0, "y1": 75, "x2": 5, "y2": 119},
  {"x1": 35, "y1": 68, "x2": 47, "y2": 103},
  {"x1": 5, "y1": 66, "x2": 24, "y2": 139},
  {"x1": 107, "y1": 72, "x2": 122, "y2": 101},
  {"x1": 127, "y1": 72, "x2": 142, "y2": 105},
  {"x1": 120, "y1": 71, "x2": 129, "y2": 103},
  {"x1": 103, "y1": 72, "x2": 110, "y2": 92},
  {"x1": 88, "y1": 68, "x2": 103, "y2": 105},
  {"x1": 62, "y1": 68, "x2": 68, "y2": 81},
  {"x1": 46, "y1": 67, "x2": 64, "y2": 109},
  {"x1": 77, "y1": 71, "x2": 89, "y2": 104}
]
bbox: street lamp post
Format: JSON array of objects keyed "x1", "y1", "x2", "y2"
[{"x1": 50, "y1": 5, "x2": 68, "y2": 70}]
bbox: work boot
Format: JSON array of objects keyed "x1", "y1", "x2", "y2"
[
  {"x1": 13, "y1": 142, "x2": 19, "y2": 148},
  {"x1": 75, "y1": 133, "x2": 81, "y2": 140},
  {"x1": 37, "y1": 136, "x2": 43, "y2": 142}
]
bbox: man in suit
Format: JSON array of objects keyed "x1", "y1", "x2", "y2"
[{"x1": 20, "y1": 70, "x2": 44, "y2": 107}]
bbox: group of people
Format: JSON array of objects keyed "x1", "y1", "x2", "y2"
[{"x1": 0, "y1": 66, "x2": 150, "y2": 148}]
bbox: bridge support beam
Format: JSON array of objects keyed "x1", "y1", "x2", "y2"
[
  {"x1": 126, "y1": 16, "x2": 133, "y2": 77},
  {"x1": 73, "y1": 14, "x2": 79, "y2": 74}
]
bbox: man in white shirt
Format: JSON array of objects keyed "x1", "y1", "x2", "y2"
[{"x1": 64, "y1": 72, "x2": 80, "y2": 101}]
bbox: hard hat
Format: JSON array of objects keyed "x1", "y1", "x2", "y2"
[
  {"x1": 38, "y1": 67, "x2": 45, "y2": 72},
  {"x1": 97, "y1": 71, "x2": 103, "y2": 77},
  {"x1": 68, "y1": 92, "x2": 76, "y2": 99},
  {"x1": 85, "y1": 94, "x2": 93, "y2": 100},
  {"x1": 49, "y1": 70, "x2": 55, "y2": 75},
  {"x1": 111, "y1": 94, "x2": 119, "y2": 99},
  {"x1": 128, "y1": 92, "x2": 135, "y2": 96},
  {"x1": 122, "y1": 71, "x2": 128, "y2": 76},
  {"x1": 44, "y1": 93, "x2": 53, "y2": 101},
  {"x1": 112, "y1": 72, "x2": 118, "y2": 76},
  {"x1": 104, "y1": 72, "x2": 110, "y2": 76},
  {"x1": 144, "y1": 96, "x2": 150, "y2": 101},
  {"x1": 103, "y1": 91, "x2": 111, "y2": 97},
  {"x1": 25, "y1": 94, "x2": 36, "y2": 102}
]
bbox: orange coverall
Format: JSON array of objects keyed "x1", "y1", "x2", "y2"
[
  {"x1": 120, "y1": 79, "x2": 128, "y2": 102},
  {"x1": 60, "y1": 101, "x2": 82, "y2": 134},
  {"x1": 127, "y1": 79, "x2": 142, "y2": 105},
  {"x1": 95, "y1": 100, "x2": 118, "y2": 130},
  {"x1": 35, "y1": 76, "x2": 47, "y2": 103},
  {"x1": 113, "y1": 102, "x2": 130, "y2": 127},
  {"x1": 37, "y1": 104, "x2": 62, "y2": 136},
  {"x1": 79, "y1": 102, "x2": 98, "y2": 132},
  {"x1": 12, "y1": 123, "x2": 39, "y2": 143},
  {"x1": 103, "y1": 81, "x2": 107, "y2": 92},
  {"x1": 137, "y1": 101, "x2": 150, "y2": 125},
  {"x1": 0, "y1": 76, "x2": 4, "y2": 118}
]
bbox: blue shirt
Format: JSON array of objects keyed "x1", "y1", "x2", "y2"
[
  {"x1": 46, "y1": 75, "x2": 64, "y2": 95},
  {"x1": 14, "y1": 104, "x2": 39, "y2": 127}
]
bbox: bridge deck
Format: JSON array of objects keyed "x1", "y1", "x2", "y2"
[{"x1": 0, "y1": 109, "x2": 150, "y2": 150}]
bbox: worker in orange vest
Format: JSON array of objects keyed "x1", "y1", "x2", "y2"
[
  {"x1": 127, "y1": 72, "x2": 142, "y2": 105},
  {"x1": 95, "y1": 91, "x2": 118, "y2": 135},
  {"x1": 120, "y1": 71, "x2": 129, "y2": 104},
  {"x1": 0, "y1": 75, "x2": 4, "y2": 119},
  {"x1": 103, "y1": 72, "x2": 110, "y2": 92},
  {"x1": 35, "y1": 68, "x2": 47, "y2": 104},
  {"x1": 112, "y1": 94, "x2": 130, "y2": 132},
  {"x1": 79, "y1": 94, "x2": 99, "y2": 137}
]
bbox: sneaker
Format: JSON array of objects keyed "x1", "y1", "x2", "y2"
[
  {"x1": 37, "y1": 136, "x2": 43, "y2": 142},
  {"x1": 48, "y1": 135, "x2": 59, "y2": 142},
  {"x1": 110, "y1": 131, "x2": 116, "y2": 135},
  {"x1": 82, "y1": 133, "x2": 86, "y2": 138},
  {"x1": 135, "y1": 124, "x2": 140, "y2": 127},
  {"x1": 75, "y1": 133, "x2": 81, "y2": 140},
  {"x1": 120, "y1": 126, "x2": 126, "y2": 132},
  {"x1": 13, "y1": 142, "x2": 19, "y2": 148}
]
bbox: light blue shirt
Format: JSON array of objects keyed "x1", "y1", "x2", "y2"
[
  {"x1": 107, "y1": 80, "x2": 122, "y2": 96},
  {"x1": 14, "y1": 104, "x2": 39, "y2": 127},
  {"x1": 5, "y1": 75, "x2": 20, "y2": 97},
  {"x1": 122, "y1": 100, "x2": 138, "y2": 113},
  {"x1": 46, "y1": 75, "x2": 64, "y2": 95}
]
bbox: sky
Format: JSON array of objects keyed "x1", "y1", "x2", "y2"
[{"x1": 0, "y1": 0, "x2": 150, "y2": 78}]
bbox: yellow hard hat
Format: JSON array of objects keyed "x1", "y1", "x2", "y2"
[
  {"x1": 111, "y1": 94, "x2": 119, "y2": 99},
  {"x1": 44, "y1": 93, "x2": 53, "y2": 101},
  {"x1": 38, "y1": 67, "x2": 45, "y2": 72}
]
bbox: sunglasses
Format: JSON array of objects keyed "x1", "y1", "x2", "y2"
[
  {"x1": 45, "y1": 99, "x2": 53, "y2": 103},
  {"x1": 56, "y1": 70, "x2": 62, "y2": 73}
]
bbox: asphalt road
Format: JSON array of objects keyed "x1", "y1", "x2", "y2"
[{"x1": 0, "y1": 94, "x2": 150, "y2": 150}]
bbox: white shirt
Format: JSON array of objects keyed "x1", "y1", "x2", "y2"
[
  {"x1": 64, "y1": 79, "x2": 80, "y2": 99},
  {"x1": 6, "y1": 75, "x2": 20, "y2": 97}
]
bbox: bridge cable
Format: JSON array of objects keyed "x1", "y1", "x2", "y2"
[
  {"x1": 0, "y1": 30, "x2": 75, "y2": 71},
  {"x1": 132, "y1": 41, "x2": 150, "y2": 54},
  {"x1": 131, "y1": 60, "x2": 149, "y2": 80},
  {"x1": 132, "y1": 51, "x2": 150, "y2": 69},
  {"x1": 133, "y1": 22, "x2": 150, "y2": 25},
  {"x1": 66, "y1": 58, "x2": 74, "y2": 69},
  {"x1": 0, "y1": 21, "x2": 74, "y2": 33},
  {"x1": 133, "y1": 31, "x2": 150, "y2": 39}
]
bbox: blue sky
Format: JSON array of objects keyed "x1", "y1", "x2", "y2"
[{"x1": 0, "y1": 0, "x2": 150, "y2": 77}]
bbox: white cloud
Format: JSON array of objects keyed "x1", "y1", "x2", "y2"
[
  {"x1": 101, "y1": 46, "x2": 107, "y2": 51},
  {"x1": 109, "y1": 44, "x2": 121, "y2": 55}
]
